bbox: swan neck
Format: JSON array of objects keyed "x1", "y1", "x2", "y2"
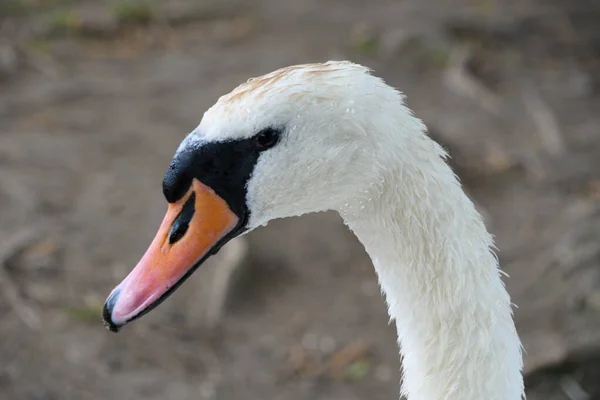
[{"x1": 342, "y1": 152, "x2": 524, "y2": 400}]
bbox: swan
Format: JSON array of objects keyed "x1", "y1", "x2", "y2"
[{"x1": 102, "y1": 61, "x2": 524, "y2": 400}]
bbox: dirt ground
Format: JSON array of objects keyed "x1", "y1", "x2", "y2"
[{"x1": 1, "y1": 0, "x2": 600, "y2": 399}]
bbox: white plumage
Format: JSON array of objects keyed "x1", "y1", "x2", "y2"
[{"x1": 177, "y1": 61, "x2": 525, "y2": 400}]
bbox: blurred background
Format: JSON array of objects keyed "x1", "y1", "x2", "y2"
[{"x1": 1, "y1": 0, "x2": 600, "y2": 399}]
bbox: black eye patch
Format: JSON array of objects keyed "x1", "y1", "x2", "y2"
[
  {"x1": 162, "y1": 127, "x2": 284, "y2": 223},
  {"x1": 168, "y1": 192, "x2": 196, "y2": 244}
]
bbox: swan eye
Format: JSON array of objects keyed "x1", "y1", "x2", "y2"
[{"x1": 255, "y1": 128, "x2": 280, "y2": 150}]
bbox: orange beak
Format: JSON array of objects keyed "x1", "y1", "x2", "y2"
[{"x1": 103, "y1": 178, "x2": 240, "y2": 331}]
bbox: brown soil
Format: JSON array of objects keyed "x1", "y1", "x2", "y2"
[{"x1": 1, "y1": 0, "x2": 600, "y2": 399}]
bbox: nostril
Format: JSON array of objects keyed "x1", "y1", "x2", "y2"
[
  {"x1": 168, "y1": 192, "x2": 196, "y2": 245},
  {"x1": 168, "y1": 223, "x2": 189, "y2": 244}
]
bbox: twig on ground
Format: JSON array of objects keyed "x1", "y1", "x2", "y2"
[
  {"x1": 204, "y1": 236, "x2": 249, "y2": 329},
  {"x1": 514, "y1": 80, "x2": 566, "y2": 182},
  {"x1": 522, "y1": 81, "x2": 566, "y2": 156},
  {"x1": 560, "y1": 376, "x2": 590, "y2": 400},
  {"x1": 0, "y1": 227, "x2": 43, "y2": 331}
]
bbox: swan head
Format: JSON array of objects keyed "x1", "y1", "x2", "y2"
[{"x1": 103, "y1": 61, "x2": 423, "y2": 331}]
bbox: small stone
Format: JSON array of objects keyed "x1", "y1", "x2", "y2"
[
  {"x1": 484, "y1": 146, "x2": 514, "y2": 173},
  {"x1": 301, "y1": 332, "x2": 319, "y2": 350},
  {"x1": 318, "y1": 336, "x2": 336, "y2": 354}
]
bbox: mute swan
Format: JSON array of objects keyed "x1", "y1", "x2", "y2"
[{"x1": 102, "y1": 61, "x2": 524, "y2": 400}]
